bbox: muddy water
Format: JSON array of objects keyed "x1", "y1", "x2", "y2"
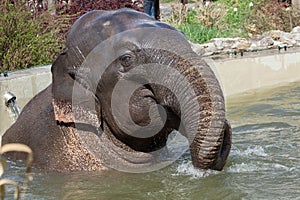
[{"x1": 2, "y1": 82, "x2": 300, "y2": 199}]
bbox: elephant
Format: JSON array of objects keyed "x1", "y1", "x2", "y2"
[{"x1": 2, "y1": 8, "x2": 232, "y2": 172}]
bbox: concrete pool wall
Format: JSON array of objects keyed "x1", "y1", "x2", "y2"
[
  {"x1": 1, "y1": 49, "x2": 300, "y2": 136},
  {"x1": 0, "y1": 65, "x2": 51, "y2": 136},
  {"x1": 206, "y1": 48, "x2": 300, "y2": 97}
]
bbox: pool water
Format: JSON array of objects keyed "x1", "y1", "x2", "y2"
[{"x1": 2, "y1": 82, "x2": 300, "y2": 200}]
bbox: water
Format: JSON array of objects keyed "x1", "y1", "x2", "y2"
[
  {"x1": 7, "y1": 101, "x2": 21, "y2": 122},
  {"x1": 2, "y1": 82, "x2": 300, "y2": 200}
]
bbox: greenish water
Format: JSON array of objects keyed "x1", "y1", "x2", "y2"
[{"x1": 3, "y1": 82, "x2": 300, "y2": 199}]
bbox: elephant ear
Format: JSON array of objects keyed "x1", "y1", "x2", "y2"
[
  {"x1": 51, "y1": 49, "x2": 77, "y2": 123},
  {"x1": 51, "y1": 47, "x2": 101, "y2": 127}
]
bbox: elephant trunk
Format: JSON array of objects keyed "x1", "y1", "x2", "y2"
[
  {"x1": 178, "y1": 55, "x2": 231, "y2": 170},
  {"x1": 148, "y1": 50, "x2": 232, "y2": 170}
]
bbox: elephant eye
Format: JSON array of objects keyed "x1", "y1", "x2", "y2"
[{"x1": 119, "y1": 53, "x2": 135, "y2": 68}]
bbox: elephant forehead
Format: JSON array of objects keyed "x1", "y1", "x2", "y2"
[
  {"x1": 67, "y1": 9, "x2": 152, "y2": 41},
  {"x1": 66, "y1": 9, "x2": 178, "y2": 55}
]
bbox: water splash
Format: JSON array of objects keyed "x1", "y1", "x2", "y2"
[{"x1": 173, "y1": 160, "x2": 218, "y2": 179}]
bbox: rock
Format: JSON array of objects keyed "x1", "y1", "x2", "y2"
[
  {"x1": 263, "y1": 30, "x2": 295, "y2": 46},
  {"x1": 200, "y1": 42, "x2": 217, "y2": 55},
  {"x1": 258, "y1": 36, "x2": 274, "y2": 48},
  {"x1": 248, "y1": 42, "x2": 258, "y2": 51},
  {"x1": 291, "y1": 26, "x2": 300, "y2": 33},
  {"x1": 235, "y1": 39, "x2": 251, "y2": 51},
  {"x1": 211, "y1": 38, "x2": 241, "y2": 51},
  {"x1": 264, "y1": 30, "x2": 283, "y2": 41},
  {"x1": 291, "y1": 26, "x2": 300, "y2": 46},
  {"x1": 190, "y1": 42, "x2": 205, "y2": 55},
  {"x1": 213, "y1": 38, "x2": 225, "y2": 50},
  {"x1": 280, "y1": 32, "x2": 295, "y2": 46}
]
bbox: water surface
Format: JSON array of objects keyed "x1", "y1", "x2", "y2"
[{"x1": 2, "y1": 82, "x2": 300, "y2": 199}]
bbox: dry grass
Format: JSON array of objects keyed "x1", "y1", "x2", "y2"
[{"x1": 165, "y1": 0, "x2": 300, "y2": 43}]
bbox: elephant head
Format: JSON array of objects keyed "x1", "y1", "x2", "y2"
[{"x1": 51, "y1": 9, "x2": 231, "y2": 171}]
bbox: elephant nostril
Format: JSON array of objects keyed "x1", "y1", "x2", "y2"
[{"x1": 220, "y1": 122, "x2": 231, "y2": 158}]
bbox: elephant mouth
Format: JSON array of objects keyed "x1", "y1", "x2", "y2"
[
  {"x1": 129, "y1": 85, "x2": 158, "y2": 127},
  {"x1": 140, "y1": 85, "x2": 156, "y2": 100}
]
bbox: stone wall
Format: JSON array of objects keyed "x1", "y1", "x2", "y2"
[{"x1": 191, "y1": 26, "x2": 300, "y2": 56}]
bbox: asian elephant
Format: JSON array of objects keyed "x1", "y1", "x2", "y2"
[{"x1": 2, "y1": 9, "x2": 231, "y2": 172}]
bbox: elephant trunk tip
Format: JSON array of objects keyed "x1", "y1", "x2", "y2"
[{"x1": 191, "y1": 120, "x2": 232, "y2": 171}]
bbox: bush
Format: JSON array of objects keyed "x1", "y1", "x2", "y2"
[
  {"x1": 178, "y1": 24, "x2": 233, "y2": 44},
  {"x1": 0, "y1": 0, "x2": 68, "y2": 72},
  {"x1": 245, "y1": 0, "x2": 300, "y2": 35},
  {"x1": 167, "y1": 2, "x2": 240, "y2": 43},
  {"x1": 57, "y1": 0, "x2": 143, "y2": 23},
  {"x1": 220, "y1": 0, "x2": 300, "y2": 35},
  {"x1": 0, "y1": 0, "x2": 144, "y2": 72}
]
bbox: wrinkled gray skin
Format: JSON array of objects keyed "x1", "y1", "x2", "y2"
[{"x1": 2, "y1": 9, "x2": 231, "y2": 172}]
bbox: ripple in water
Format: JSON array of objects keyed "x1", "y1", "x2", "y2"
[{"x1": 231, "y1": 145, "x2": 268, "y2": 157}]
